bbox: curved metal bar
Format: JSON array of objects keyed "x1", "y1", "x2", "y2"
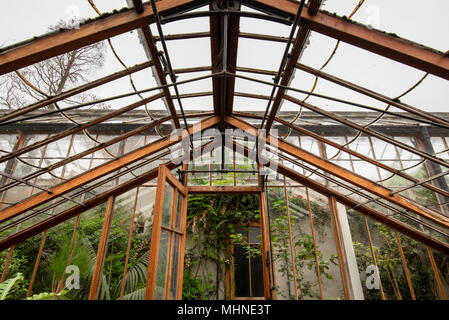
[{"x1": 160, "y1": 9, "x2": 293, "y2": 25}]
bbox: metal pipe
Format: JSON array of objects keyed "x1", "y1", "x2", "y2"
[
  {"x1": 150, "y1": 0, "x2": 193, "y2": 150},
  {"x1": 0, "y1": 72, "x2": 220, "y2": 126},
  {"x1": 231, "y1": 72, "x2": 449, "y2": 130}
]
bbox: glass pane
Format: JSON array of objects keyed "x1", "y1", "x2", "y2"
[
  {"x1": 100, "y1": 189, "x2": 136, "y2": 300},
  {"x1": 289, "y1": 187, "x2": 320, "y2": 300},
  {"x1": 346, "y1": 210, "x2": 382, "y2": 300},
  {"x1": 234, "y1": 245, "x2": 250, "y2": 297},
  {"x1": 250, "y1": 248, "x2": 265, "y2": 298},
  {"x1": 308, "y1": 189, "x2": 345, "y2": 300},
  {"x1": 248, "y1": 226, "x2": 261, "y2": 244},
  {"x1": 267, "y1": 186, "x2": 296, "y2": 299},
  {"x1": 120, "y1": 185, "x2": 156, "y2": 300},
  {"x1": 174, "y1": 192, "x2": 183, "y2": 232},
  {"x1": 366, "y1": 219, "x2": 411, "y2": 300},
  {"x1": 169, "y1": 234, "x2": 181, "y2": 299},
  {"x1": 161, "y1": 182, "x2": 174, "y2": 228},
  {"x1": 155, "y1": 230, "x2": 170, "y2": 299}
]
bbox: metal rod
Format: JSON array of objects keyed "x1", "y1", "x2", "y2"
[
  {"x1": 160, "y1": 9, "x2": 292, "y2": 25},
  {"x1": 0, "y1": 72, "x2": 220, "y2": 126},
  {"x1": 231, "y1": 72, "x2": 449, "y2": 130},
  {"x1": 150, "y1": 0, "x2": 194, "y2": 151},
  {"x1": 390, "y1": 170, "x2": 449, "y2": 196},
  {"x1": 258, "y1": 0, "x2": 306, "y2": 132},
  {"x1": 354, "y1": 169, "x2": 449, "y2": 209},
  {"x1": 261, "y1": 144, "x2": 449, "y2": 239},
  {"x1": 0, "y1": 171, "x2": 52, "y2": 194},
  {"x1": 180, "y1": 169, "x2": 261, "y2": 173}
]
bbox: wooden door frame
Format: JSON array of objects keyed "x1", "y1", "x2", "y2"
[
  {"x1": 225, "y1": 220, "x2": 269, "y2": 300},
  {"x1": 145, "y1": 164, "x2": 188, "y2": 300}
]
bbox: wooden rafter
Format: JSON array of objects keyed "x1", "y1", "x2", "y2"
[
  {"x1": 0, "y1": 157, "x2": 178, "y2": 252},
  {"x1": 0, "y1": 60, "x2": 154, "y2": 123},
  {"x1": 0, "y1": 0, "x2": 208, "y2": 75},
  {"x1": 0, "y1": 115, "x2": 219, "y2": 224},
  {"x1": 209, "y1": 2, "x2": 240, "y2": 120},
  {"x1": 244, "y1": 0, "x2": 449, "y2": 80},
  {"x1": 233, "y1": 111, "x2": 449, "y2": 200},
  {"x1": 230, "y1": 138, "x2": 449, "y2": 255},
  {"x1": 295, "y1": 62, "x2": 449, "y2": 128},
  {"x1": 140, "y1": 25, "x2": 181, "y2": 128},
  {"x1": 265, "y1": 14, "x2": 310, "y2": 131},
  {"x1": 0, "y1": 140, "x2": 214, "y2": 251},
  {"x1": 225, "y1": 115, "x2": 449, "y2": 229},
  {"x1": 307, "y1": 0, "x2": 324, "y2": 15}
]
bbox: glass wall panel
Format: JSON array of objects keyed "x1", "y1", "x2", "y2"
[
  {"x1": 307, "y1": 188, "x2": 345, "y2": 300},
  {"x1": 346, "y1": 209, "x2": 382, "y2": 300}
]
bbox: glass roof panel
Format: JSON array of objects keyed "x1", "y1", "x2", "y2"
[{"x1": 322, "y1": 0, "x2": 449, "y2": 52}]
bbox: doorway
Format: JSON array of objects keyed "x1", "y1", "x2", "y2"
[{"x1": 146, "y1": 164, "x2": 272, "y2": 300}]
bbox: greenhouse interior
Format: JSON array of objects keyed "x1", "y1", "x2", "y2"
[{"x1": 0, "y1": 0, "x2": 448, "y2": 301}]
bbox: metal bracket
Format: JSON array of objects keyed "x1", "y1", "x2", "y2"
[
  {"x1": 160, "y1": 1, "x2": 292, "y2": 25},
  {"x1": 177, "y1": 169, "x2": 185, "y2": 185}
]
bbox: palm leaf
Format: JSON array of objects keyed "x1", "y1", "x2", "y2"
[
  {"x1": 121, "y1": 287, "x2": 146, "y2": 300},
  {"x1": 0, "y1": 273, "x2": 24, "y2": 300},
  {"x1": 113, "y1": 250, "x2": 149, "y2": 299}
]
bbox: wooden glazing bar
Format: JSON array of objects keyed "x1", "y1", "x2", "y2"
[
  {"x1": 0, "y1": 61, "x2": 154, "y2": 124},
  {"x1": 363, "y1": 216, "x2": 386, "y2": 300},
  {"x1": 0, "y1": 141, "x2": 212, "y2": 251},
  {"x1": 88, "y1": 195, "x2": 115, "y2": 300},
  {"x1": 226, "y1": 115, "x2": 449, "y2": 229},
  {"x1": 26, "y1": 230, "x2": 48, "y2": 297},
  {"x1": 426, "y1": 246, "x2": 447, "y2": 300},
  {"x1": 230, "y1": 138, "x2": 449, "y2": 255},
  {"x1": 295, "y1": 63, "x2": 449, "y2": 128},
  {"x1": 140, "y1": 25, "x2": 180, "y2": 128},
  {"x1": 119, "y1": 187, "x2": 140, "y2": 300},
  {"x1": 0, "y1": 112, "x2": 213, "y2": 195},
  {"x1": 394, "y1": 231, "x2": 416, "y2": 300},
  {"x1": 0, "y1": 133, "x2": 27, "y2": 208},
  {"x1": 0, "y1": 0, "x2": 205, "y2": 75},
  {"x1": 145, "y1": 165, "x2": 167, "y2": 299},
  {"x1": 245, "y1": 0, "x2": 449, "y2": 80},
  {"x1": 305, "y1": 186, "x2": 324, "y2": 299},
  {"x1": 0, "y1": 115, "x2": 219, "y2": 224},
  {"x1": 328, "y1": 196, "x2": 352, "y2": 299},
  {"x1": 163, "y1": 188, "x2": 178, "y2": 299},
  {"x1": 283, "y1": 176, "x2": 299, "y2": 299},
  {"x1": 0, "y1": 92, "x2": 165, "y2": 164}
]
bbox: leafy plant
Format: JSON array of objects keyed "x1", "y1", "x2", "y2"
[{"x1": 0, "y1": 273, "x2": 25, "y2": 300}]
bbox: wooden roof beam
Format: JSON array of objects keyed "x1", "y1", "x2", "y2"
[
  {"x1": 225, "y1": 115, "x2": 449, "y2": 229},
  {"x1": 295, "y1": 62, "x2": 449, "y2": 128},
  {"x1": 0, "y1": 140, "x2": 214, "y2": 252},
  {"x1": 244, "y1": 0, "x2": 449, "y2": 80},
  {"x1": 0, "y1": 115, "x2": 220, "y2": 224},
  {"x1": 230, "y1": 138, "x2": 449, "y2": 255},
  {"x1": 264, "y1": 23, "x2": 310, "y2": 131},
  {"x1": 139, "y1": 25, "x2": 181, "y2": 128},
  {"x1": 0, "y1": 0, "x2": 207, "y2": 75},
  {"x1": 307, "y1": 0, "x2": 324, "y2": 15}
]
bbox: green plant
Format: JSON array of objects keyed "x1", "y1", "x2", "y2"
[
  {"x1": 0, "y1": 273, "x2": 25, "y2": 300},
  {"x1": 182, "y1": 191, "x2": 261, "y2": 300},
  {"x1": 269, "y1": 212, "x2": 337, "y2": 299},
  {"x1": 351, "y1": 219, "x2": 440, "y2": 300}
]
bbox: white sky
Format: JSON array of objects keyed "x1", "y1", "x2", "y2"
[{"x1": 0, "y1": 0, "x2": 448, "y2": 116}]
